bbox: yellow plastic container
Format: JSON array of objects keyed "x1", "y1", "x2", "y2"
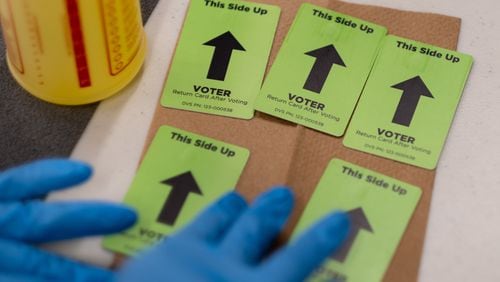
[{"x1": 0, "y1": 0, "x2": 147, "y2": 105}]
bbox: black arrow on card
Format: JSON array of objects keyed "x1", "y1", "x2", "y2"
[
  {"x1": 203, "y1": 31, "x2": 246, "y2": 81},
  {"x1": 331, "y1": 208, "x2": 373, "y2": 263},
  {"x1": 303, "y1": 44, "x2": 346, "y2": 93},
  {"x1": 157, "y1": 171, "x2": 203, "y2": 226},
  {"x1": 391, "y1": 76, "x2": 434, "y2": 127}
]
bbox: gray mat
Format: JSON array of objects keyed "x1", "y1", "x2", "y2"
[{"x1": 0, "y1": 0, "x2": 160, "y2": 170}]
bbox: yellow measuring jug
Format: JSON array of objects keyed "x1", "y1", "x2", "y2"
[{"x1": 0, "y1": 0, "x2": 147, "y2": 105}]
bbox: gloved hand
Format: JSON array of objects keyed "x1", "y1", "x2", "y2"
[
  {"x1": 0, "y1": 159, "x2": 137, "y2": 282},
  {"x1": 119, "y1": 188, "x2": 350, "y2": 282}
]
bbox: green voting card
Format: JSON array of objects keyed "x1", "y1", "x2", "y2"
[
  {"x1": 292, "y1": 159, "x2": 421, "y2": 282},
  {"x1": 255, "y1": 3, "x2": 387, "y2": 136},
  {"x1": 161, "y1": 0, "x2": 280, "y2": 119},
  {"x1": 103, "y1": 126, "x2": 250, "y2": 255},
  {"x1": 344, "y1": 35, "x2": 473, "y2": 169}
]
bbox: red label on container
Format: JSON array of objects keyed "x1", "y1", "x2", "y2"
[{"x1": 66, "y1": 0, "x2": 91, "y2": 88}]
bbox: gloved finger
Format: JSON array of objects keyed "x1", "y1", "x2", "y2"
[
  {"x1": 0, "y1": 239, "x2": 113, "y2": 282},
  {"x1": 0, "y1": 159, "x2": 92, "y2": 202},
  {"x1": 218, "y1": 187, "x2": 294, "y2": 264},
  {"x1": 177, "y1": 192, "x2": 247, "y2": 242},
  {"x1": 259, "y1": 212, "x2": 350, "y2": 282},
  {"x1": 0, "y1": 201, "x2": 137, "y2": 243},
  {"x1": 0, "y1": 273, "x2": 47, "y2": 282}
]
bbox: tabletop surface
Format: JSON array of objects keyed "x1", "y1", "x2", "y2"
[{"x1": 22, "y1": 0, "x2": 500, "y2": 281}]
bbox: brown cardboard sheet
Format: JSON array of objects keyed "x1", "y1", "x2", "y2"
[{"x1": 123, "y1": 1, "x2": 461, "y2": 281}]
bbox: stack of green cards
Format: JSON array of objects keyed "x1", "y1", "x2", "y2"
[
  {"x1": 292, "y1": 159, "x2": 421, "y2": 282},
  {"x1": 103, "y1": 126, "x2": 250, "y2": 255},
  {"x1": 162, "y1": 0, "x2": 280, "y2": 119},
  {"x1": 255, "y1": 3, "x2": 387, "y2": 136},
  {"x1": 344, "y1": 35, "x2": 473, "y2": 169}
]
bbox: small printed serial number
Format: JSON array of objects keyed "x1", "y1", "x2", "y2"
[{"x1": 204, "y1": 104, "x2": 233, "y2": 113}]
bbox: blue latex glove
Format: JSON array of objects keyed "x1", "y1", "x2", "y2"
[
  {"x1": 0, "y1": 160, "x2": 137, "y2": 282},
  {"x1": 119, "y1": 188, "x2": 350, "y2": 282}
]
